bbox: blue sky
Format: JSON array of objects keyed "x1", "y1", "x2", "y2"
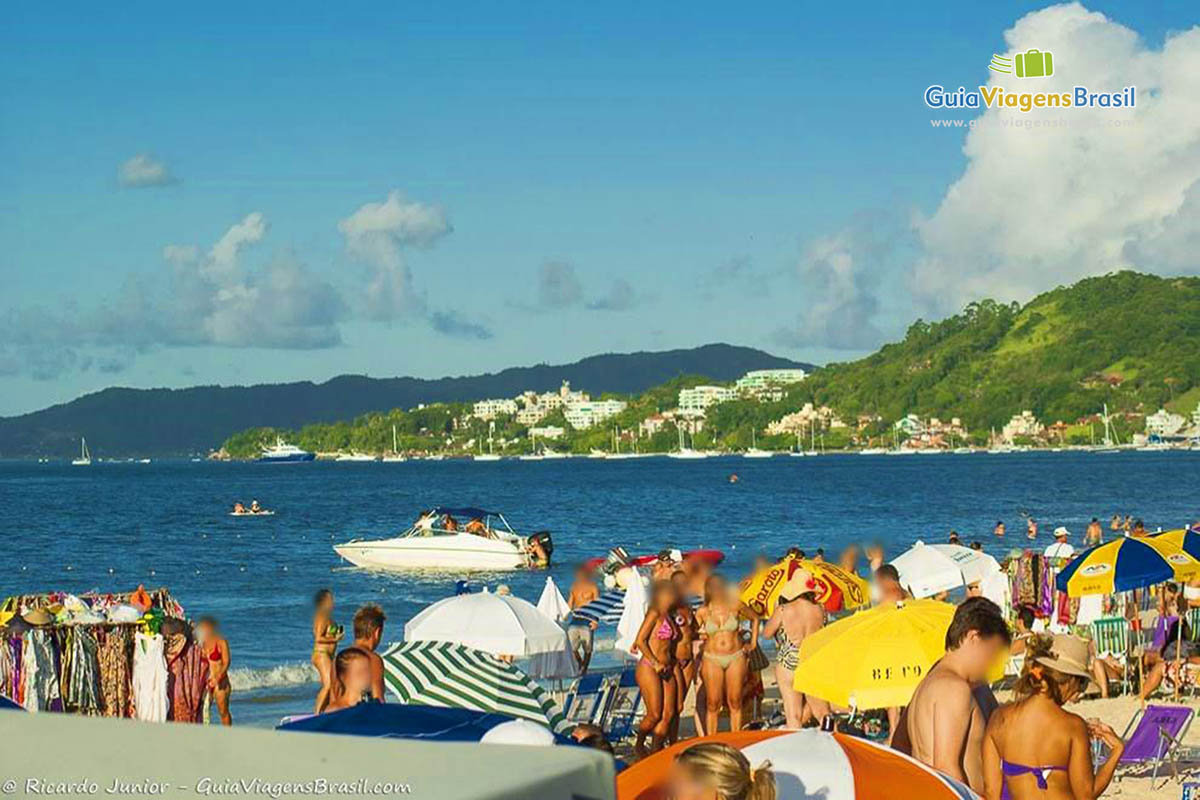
[{"x1": 2, "y1": 2, "x2": 1196, "y2": 415}]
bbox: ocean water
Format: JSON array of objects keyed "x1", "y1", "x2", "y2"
[{"x1": 3, "y1": 452, "x2": 1198, "y2": 725}]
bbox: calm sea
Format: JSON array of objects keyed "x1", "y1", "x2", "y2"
[{"x1": 4, "y1": 452, "x2": 1198, "y2": 725}]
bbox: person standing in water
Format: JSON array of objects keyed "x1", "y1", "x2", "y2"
[
  {"x1": 197, "y1": 616, "x2": 232, "y2": 725},
  {"x1": 311, "y1": 589, "x2": 343, "y2": 713},
  {"x1": 1084, "y1": 517, "x2": 1102, "y2": 545}
]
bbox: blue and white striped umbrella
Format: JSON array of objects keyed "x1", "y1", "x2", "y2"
[{"x1": 569, "y1": 589, "x2": 701, "y2": 625}]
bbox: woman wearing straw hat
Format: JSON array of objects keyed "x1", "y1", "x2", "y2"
[{"x1": 982, "y1": 634, "x2": 1125, "y2": 800}]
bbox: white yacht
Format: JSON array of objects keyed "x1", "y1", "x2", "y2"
[
  {"x1": 72, "y1": 437, "x2": 92, "y2": 466},
  {"x1": 669, "y1": 428, "x2": 708, "y2": 459},
  {"x1": 334, "y1": 507, "x2": 552, "y2": 571}
]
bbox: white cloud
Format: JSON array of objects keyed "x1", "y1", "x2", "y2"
[
  {"x1": 117, "y1": 154, "x2": 176, "y2": 188},
  {"x1": 587, "y1": 278, "x2": 640, "y2": 311},
  {"x1": 338, "y1": 191, "x2": 451, "y2": 321},
  {"x1": 913, "y1": 3, "x2": 1200, "y2": 312}
]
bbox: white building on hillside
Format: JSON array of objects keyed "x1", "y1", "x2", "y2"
[
  {"x1": 1146, "y1": 408, "x2": 1187, "y2": 439},
  {"x1": 564, "y1": 399, "x2": 627, "y2": 429},
  {"x1": 472, "y1": 398, "x2": 519, "y2": 420},
  {"x1": 1001, "y1": 410, "x2": 1044, "y2": 442},
  {"x1": 528, "y1": 425, "x2": 565, "y2": 440},
  {"x1": 736, "y1": 369, "x2": 808, "y2": 399},
  {"x1": 678, "y1": 385, "x2": 738, "y2": 416}
]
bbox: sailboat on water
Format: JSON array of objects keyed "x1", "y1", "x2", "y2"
[
  {"x1": 743, "y1": 429, "x2": 773, "y2": 458},
  {"x1": 382, "y1": 425, "x2": 407, "y2": 462},
  {"x1": 668, "y1": 426, "x2": 708, "y2": 459},
  {"x1": 72, "y1": 437, "x2": 92, "y2": 466},
  {"x1": 1093, "y1": 404, "x2": 1123, "y2": 453}
]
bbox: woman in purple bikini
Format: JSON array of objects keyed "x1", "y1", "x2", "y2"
[
  {"x1": 633, "y1": 580, "x2": 681, "y2": 758},
  {"x1": 982, "y1": 634, "x2": 1124, "y2": 800}
]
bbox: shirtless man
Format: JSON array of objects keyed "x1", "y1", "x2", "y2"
[
  {"x1": 1085, "y1": 517, "x2": 1103, "y2": 545},
  {"x1": 901, "y1": 597, "x2": 1011, "y2": 794},
  {"x1": 323, "y1": 647, "x2": 373, "y2": 713},
  {"x1": 351, "y1": 603, "x2": 387, "y2": 702},
  {"x1": 761, "y1": 569, "x2": 827, "y2": 727},
  {"x1": 567, "y1": 564, "x2": 600, "y2": 673}
]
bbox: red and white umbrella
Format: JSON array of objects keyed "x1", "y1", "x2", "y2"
[{"x1": 618, "y1": 730, "x2": 978, "y2": 800}]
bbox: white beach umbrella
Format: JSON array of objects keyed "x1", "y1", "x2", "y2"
[
  {"x1": 536, "y1": 575, "x2": 571, "y2": 623},
  {"x1": 404, "y1": 591, "x2": 569, "y2": 657},
  {"x1": 891, "y1": 541, "x2": 1001, "y2": 599}
]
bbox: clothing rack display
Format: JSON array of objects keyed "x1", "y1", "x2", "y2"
[{"x1": 0, "y1": 586, "x2": 195, "y2": 721}]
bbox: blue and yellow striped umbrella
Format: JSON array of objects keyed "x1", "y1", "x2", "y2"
[
  {"x1": 1055, "y1": 535, "x2": 1200, "y2": 596},
  {"x1": 1152, "y1": 526, "x2": 1200, "y2": 561}
]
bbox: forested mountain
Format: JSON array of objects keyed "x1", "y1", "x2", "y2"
[{"x1": 0, "y1": 344, "x2": 810, "y2": 458}]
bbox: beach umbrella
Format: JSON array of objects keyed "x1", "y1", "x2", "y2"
[
  {"x1": 569, "y1": 589, "x2": 625, "y2": 625},
  {"x1": 381, "y1": 640, "x2": 570, "y2": 733},
  {"x1": 741, "y1": 557, "x2": 870, "y2": 616},
  {"x1": 535, "y1": 575, "x2": 571, "y2": 623},
  {"x1": 891, "y1": 541, "x2": 1001, "y2": 599},
  {"x1": 798, "y1": 559, "x2": 870, "y2": 612},
  {"x1": 793, "y1": 599, "x2": 960, "y2": 709},
  {"x1": 1152, "y1": 527, "x2": 1200, "y2": 561},
  {"x1": 616, "y1": 730, "x2": 976, "y2": 800},
  {"x1": 1054, "y1": 535, "x2": 1200, "y2": 596},
  {"x1": 404, "y1": 590, "x2": 569, "y2": 657},
  {"x1": 277, "y1": 702, "x2": 546, "y2": 742}
]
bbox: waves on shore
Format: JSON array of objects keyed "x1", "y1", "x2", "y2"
[{"x1": 228, "y1": 662, "x2": 317, "y2": 691}]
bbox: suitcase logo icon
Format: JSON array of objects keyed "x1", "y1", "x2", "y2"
[{"x1": 989, "y1": 49, "x2": 1054, "y2": 78}]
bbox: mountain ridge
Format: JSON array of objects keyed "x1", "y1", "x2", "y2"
[{"x1": 0, "y1": 344, "x2": 812, "y2": 457}]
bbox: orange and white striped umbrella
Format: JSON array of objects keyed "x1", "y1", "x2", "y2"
[{"x1": 617, "y1": 730, "x2": 977, "y2": 800}]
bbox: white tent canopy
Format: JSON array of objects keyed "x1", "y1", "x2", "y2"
[
  {"x1": 891, "y1": 541, "x2": 1002, "y2": 599},
  {"x1": 404, "y1": 591, "x2": 569, "y2": 657}
]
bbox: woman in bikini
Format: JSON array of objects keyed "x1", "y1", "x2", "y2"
[
  {"x1": 311, "y1": 588, "x2": 343, "y2": 713},
  {"x1": 695, "y1": 574, "x2": 756, "y2": 735},
  {"x1": 196, "y1": 616, "x2": 232, "y2": 725},
  {"x1": 669, "y1": 570, "x2": 698, "y2": 743},
  {"x1": 983, "y1": 634, "x2": 1124, "y2": 800},
  {"x1": 633, "y1": 579, "x2": 681, "y2": 757}
]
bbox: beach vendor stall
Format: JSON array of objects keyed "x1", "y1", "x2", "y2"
[{"x1": 0, "y1": 586, "x2": 202, "y2": 721}]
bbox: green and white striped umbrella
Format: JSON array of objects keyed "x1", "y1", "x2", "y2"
[{"x1": 381, "y1": 640, "x2": 570, "y2": 734}]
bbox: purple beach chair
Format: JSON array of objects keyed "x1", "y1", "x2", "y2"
[{"x1": 1117, "y1": 704, "x2": 1195, "y2": 787}]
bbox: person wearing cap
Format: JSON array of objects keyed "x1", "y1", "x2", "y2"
[
  {"x1": 1042, "y1": 528, "x2": 1075, "y2": 561},
  {"x1": 761, "y1": 567, "x2": 827, "y2": 729},
  {"x1": 983, "y1": 633, "x2": 1125, "y2": 800}
]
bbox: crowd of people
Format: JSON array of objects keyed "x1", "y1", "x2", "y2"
[{"x1": 561, "y1": 516, "x2": 1199, "y2": 800}]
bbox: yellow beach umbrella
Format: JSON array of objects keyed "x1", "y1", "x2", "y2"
[
  {"x1": 740, "y1": 556, "x2": 869, "y2": 617},
  {"x1": 1054, "y1": 534, "x2": 1200, "y2": 596},
  {"x1": 793, "y1": 599, "x2": 962, "y2": 710}
]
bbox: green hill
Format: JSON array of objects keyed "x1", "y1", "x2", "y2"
[{"x1": 800, "y1": 271, "x2": 1200, "y2": 430}]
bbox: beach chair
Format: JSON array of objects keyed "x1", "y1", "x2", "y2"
[
  {"x1": 1115, "y1": 704, "x2": 1196, "y2": 788},
  {"x1": 600, "y1": 667, "x2": 642, "y2": 742},
  {"x1": 1090, "y1": 617, "x2": 1131, "y2": 696},
  {"x1": 561, "y1": 672, "x2": 610, "y2": 726}
]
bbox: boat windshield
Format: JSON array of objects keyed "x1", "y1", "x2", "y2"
[{"x1": 403, "y1": 508, "x2": 519, "y2": 541}]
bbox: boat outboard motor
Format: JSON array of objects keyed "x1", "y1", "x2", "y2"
[
  {"x1": 602, "y1": 546, "x2": 630, "y2": 574},
  {"x1": 529, "y1": 530, "x2": 554, "y2": 558}
]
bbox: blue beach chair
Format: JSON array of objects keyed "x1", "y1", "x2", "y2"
[
  {"x1": 562, "y1": 672, "x2": 609, "y2": 726},
  {"x1": 601, "y1": 667, "x2": 642, "y2": 742}
]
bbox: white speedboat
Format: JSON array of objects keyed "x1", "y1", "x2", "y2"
[
  {"x1": 743, "y1": 431, "x2": 774, "y2": 458},
  {"x1": 334, "y1": 507, "x2": 552, "y2": 571}
]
